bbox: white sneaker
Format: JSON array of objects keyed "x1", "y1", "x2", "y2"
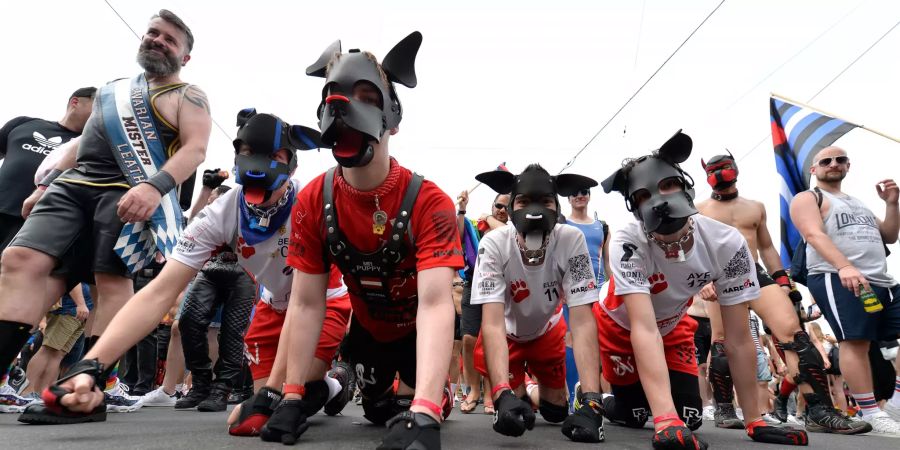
[
  {"x1": 702, "y1": 405, "x2": 715, "y2": 421},
  {"x1": 862, "y1": 411, "x2": 900, "y2": 437},
  {"x1": 141, "y1": 387, "x2": 177, "y2": 407},
  {"x1": 0, "y1": 383, "x2": 37, "y2": 413},
  {"x1": 885, "y1": 402, "x2": 900, "y2": 422},
  {"x1": 104, "y1": 384, "x2": 143, "y2": 412},
  {"x1": 762, "y1": 413, "x2": 782, "y2": 425},
  {"x1": 786, "y1": 414, "x2": 804, "y2": 426},
  {"x1": 735, "y1": 407, "x2": 744, "y2": 421}
]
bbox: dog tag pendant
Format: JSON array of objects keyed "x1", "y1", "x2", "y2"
[{"x1": 373, "y1": 210, "x2": 388, "y2": 235}]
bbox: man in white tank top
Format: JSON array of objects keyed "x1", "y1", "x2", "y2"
[{"x1": 790, "y1": 146, "x2": 900, "y2": 435}]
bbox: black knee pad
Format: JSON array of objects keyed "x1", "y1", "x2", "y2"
[
  {"x1": 604, "y1": 386, "x2": 649, "y2": 429},
  {"x1": 362, "y1": 392, "x2": 395, "y2": 426},
  {"x1": 669, "y1": 371, "x2": 703, "y2": 431},
  {"x1": 539, "y1": 399, "x2": 569, "y2": 423},
  {"x1": 779, "y1": 331, "x2": 831, "y2": 402},
  {"x1": 708, "y1": 341, "x2": 734, "y2": 404}
]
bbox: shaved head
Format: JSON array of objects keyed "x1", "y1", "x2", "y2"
[{"x1": 813, "y1": 146, "x2": 847, "y2": 162}]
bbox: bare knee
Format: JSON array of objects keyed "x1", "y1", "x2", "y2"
[{"x1": 1, "y1": 246, "x2": 54, "y2": 276}]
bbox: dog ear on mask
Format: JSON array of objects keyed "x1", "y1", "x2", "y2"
[
  {"x1": 556, "y1": 174, "x2": 597, "y2": 197},
  {"x1": 475, "y1": 170, "x2": 516, "y2": 195},
  {"x1": 289, "y1": 125, "x2": 324, "y2": 151},
  {"x1": 382, "y1": 31, "x2": 422, "y2": 89},
  {"x1": 601, "y1": 169, "x2": 627, "y2": 195},
  {"x1": 306, "y1": 40, "x2": 342, "y2": 78},
  {"x1": 236, "y1": 108, "x2": 257, "y2": 127},
  {"x1": 658, "y1": 129, "x2": 692, "y2": 164}
]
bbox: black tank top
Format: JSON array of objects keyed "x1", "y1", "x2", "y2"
[{"x1": 60, "y1": 81, "x2": 186, "y2": 188}]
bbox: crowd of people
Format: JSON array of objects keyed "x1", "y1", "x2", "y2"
[{"x1": 1, "y1": 9, "x2": 899, "y2": 450}]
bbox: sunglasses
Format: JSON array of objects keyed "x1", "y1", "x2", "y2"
[
  {"x1": 816, "y1": 156, "x2": 849, "y2": 167},
  {"x1": 570, "y1": 189, "x2": 590, "y2": 197},
  {"x1": 494, "y1": 203, "x2": 508, "y2": 210}
]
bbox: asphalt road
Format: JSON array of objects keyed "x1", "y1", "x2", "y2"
[{"x1": 2, "y1": 402, "x2": 898, "y2": 449}]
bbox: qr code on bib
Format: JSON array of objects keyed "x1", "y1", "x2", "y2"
[
  {"x1": 568, "y1": 254, "x2": 594, "y2": 283},
  {"x1": 724, "y1": 246, "x2": 751, "y2": 279}
]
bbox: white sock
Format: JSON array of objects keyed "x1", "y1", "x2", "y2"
[
  {"x1": 890, "y1": 376, "x2": 900, "y2": 407},
  {"x1": 175, "y1": 383, "x2": 184, "y2": 394},
  {"x1": 325, "y1": 374, "x2": 342, "y2": 401}
]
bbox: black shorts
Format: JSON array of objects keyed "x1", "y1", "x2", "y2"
[
  {"x1": 755, "y1": 263, "x2": 776, "y2": 288},
  {"x1": 691, "y1": 315, "x2": 712, "y2": 364},
  {"x1": 342, "y1": 318, "x2": 417, "y2": 398},
  {"x1": 809, "y1": 273, "x2": 900, "y2": 342},
  {"x1": 10, "y1": 181, "x2": 129, "y2": 277},
  {"x1": 460, "y1": 282, "x2": 482, "y2": 337},
  {"x1": 0, "y1": 213, "x2": 25, "y2": 254}
]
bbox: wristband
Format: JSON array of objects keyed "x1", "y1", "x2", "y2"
[
  {"x1": 491, "y1": 383, "x2": 512, "y2": 399},
  {"x1": 771, "y1": 269, "x2": 791, "y2": 287},
  {"x1": 39, "y1": 168, "x2": 63, "y2": 187},
  {"x1": 457, "y1": 210, "x2": 466, "y2": 215},
  {"x1": 411, "y1": 398, "x2": 442, "y2": 419},
  {"x1": 283, "y1": 383, "x2": 306, "y2": 396},
  {"x1": 142, "y1": 170, "x2": 177, "y2": 195},
  {"x1": 37, "y1": 185, "x2": 48, "y2": 191},
  {"x1": 653, "y1": 412, "x2": 682, "y2": 425}
]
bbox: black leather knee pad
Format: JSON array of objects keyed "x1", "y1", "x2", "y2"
[
  {"x1": 708, "y1": 341, "x2": 734, "y2": 403},
  {"x1": 779, "y1": 331, "x2": 831, "y2": 402},
  {"x1": 606, "y1": 384, "x2": 650, "y2": 428},
  {"x1": 539, "y1": 399, "x2": 569, "y2": 423},
  {"x1": 362, "y1": 391, "x2": 396, "y2": 426}
]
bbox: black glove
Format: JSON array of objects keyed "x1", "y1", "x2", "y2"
[
  {"x1": 229, "y1": 387, "x2": 282, "y2": 436},
  {"x1": 260, "y1": 399, "x2": 310, "y2": 445},
  {"x1": 377, "y1": 410, "x2": 441, "y2": 450},
  {"x1": 202, "y1": 168, "x2": 228, "y2": 189},
  {"x1": 561, "y1": 392, "x2": 605, "y2": 443},
  {"x1": 747, "y1": 423, "x2": 809, "y2": 446},
  {"x1": 651, "y1": 424, "x2": 708, "y2": 450},
  {"x1": 492, "y1": 390, "x2": 535, "y2": 437}
]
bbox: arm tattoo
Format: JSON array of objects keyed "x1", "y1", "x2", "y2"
[{"x1": 183, "y1": 85, "x2": 211, "y2": 116}]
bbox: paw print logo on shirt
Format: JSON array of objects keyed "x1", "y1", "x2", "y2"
[
  {"x1": 510, "y1": 280, "x2": 530, "y2": 303},
  {"x1": 648, "y1": 273, "x2": 668, "y2": 294},
  {"x1": 237, "y1": 236, "x2": 256, "y2": 259}
]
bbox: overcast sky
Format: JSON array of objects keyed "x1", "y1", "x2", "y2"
[{"x1": 6, "y1": 0, "x2": 900, "y2": 327}]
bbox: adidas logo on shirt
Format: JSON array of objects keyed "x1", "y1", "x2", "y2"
[{"x1": 22, "y1": 131, "x2": 63, "y2": 155}]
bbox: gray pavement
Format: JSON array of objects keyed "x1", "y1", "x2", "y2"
[{"x1": 2, "y1": 402, "x2": 898, "y2": 449}]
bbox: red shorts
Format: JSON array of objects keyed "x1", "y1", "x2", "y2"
[
  {"x1": 244, "y1": 295, "x2": 352, "y2": 381},
  {"x1": 594, "y1": 302, "x2": 698, "y2": 386},
  {"x1": 473, "y1": 319, "x2": 567, "y2": 390}
]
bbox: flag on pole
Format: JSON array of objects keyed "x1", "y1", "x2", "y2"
[{"x1": 771, "y1": 94, "x2": 857, "y2": 268}]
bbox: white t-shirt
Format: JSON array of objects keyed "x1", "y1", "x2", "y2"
[
  {"x1": 171, "y1": 180, "x2": 347, "y2": 311},
  {"x1": 471, "y1": 223, "x2": 598, "y2": 342},
  {"x1": 602, "y1": 215, "x2": 758, "y2": 336}
]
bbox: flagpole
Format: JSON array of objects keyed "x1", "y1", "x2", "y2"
[{"x1": 771, "y1": 92, "x2": 900, "y2": 145}]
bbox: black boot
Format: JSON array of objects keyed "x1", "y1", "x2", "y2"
[
  {"x1": 175, "y1": 370, "x2": 211, "y2": 410},
  {"x1": 197, "y1": 383, "x2": 230, "y2": 412}
]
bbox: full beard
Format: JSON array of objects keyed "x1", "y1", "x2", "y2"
[{"x1": 136, "y1": 44, "x2": 180, "y2": 77}]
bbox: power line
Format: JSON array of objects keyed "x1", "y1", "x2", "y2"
[
  {"x1": 100, "y1": 0, "x2": 233, "y2": 141},
  {"x1": 738, "y1": 14, "x2": 900, "y2": 162},
  {"x1": 557, "y1": 0, "x2": 726, "y2": 174}
]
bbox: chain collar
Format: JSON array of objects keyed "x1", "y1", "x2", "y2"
[
  {"x1": 245, "y1": 182, "x2": 294, "y2": 220},
  {"x1": 646, "y1": 217, "x2": 694, "y2": 261}
]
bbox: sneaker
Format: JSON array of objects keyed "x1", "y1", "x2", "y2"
[
  {"x1": 885, "y1": 402, "x2": 900, "y2": 422},
  {"x1": 714, "y1": 403, "x2": 744, "y2": 429},
  {"x1": 786, "y1": 414, "x2": 804, "y2": 426},
  {"x1": 572, "y1": 381, "x2": 583, "y2": 411},
  {"x1": 197, "y1": 384, "x2": 230, "y2": 412},
  {"x1": 141, "y1": 387, "x2": 177, "y2": 407},
  {"x1": 0, "y1": 383, "x2": 36, "y2": 413},
  {"x1": 175, "y1": 386, "x2": 209, "y2": 409},
  {"x1": 7, "y1": 367, "x2": 28, "y2": 394},
  {"x1": 735, "y1": 407, "x2": 744, "y2": 421},
  {"x1": 104, "y1": 387, "x2": 143, "y2": 413},
  {"x1": 762, "y1": 413, "x2": 782, "y2": 425},
  {"x1": 862, "y1": 411, "x2": 900, "y2": 436},
  {"x1": 702, "y1": 405, "x2": 715, "y2": 421},
  {"x1": 324, "y1": 361, "x2": 355, "y2": 416},
  {"x1": 228, "y1": 389, "x2": 252, "y2": 405},
  {"x1": 772, "y1": 396, "x2": 788, "y2": 423},
  {"x1": 805, "y1": 398, "x2": 872, "y2": 435},
  {"x1": 109, "y1": 382, "x2": 142, "y2": 401}
]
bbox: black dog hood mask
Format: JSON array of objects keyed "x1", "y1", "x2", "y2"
[
  {"x1": 477, "y1": 166, "x2": 596, "y2": 260},
  {"x1": 232, "y1": 108, "x2": 322, "y2": 204},
  {"x1": 306, "y1": 32, "x2": 422, "y2": 168},
  {"x1": 601, "y1": 130, "x2": 698, "y2": 235}
]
